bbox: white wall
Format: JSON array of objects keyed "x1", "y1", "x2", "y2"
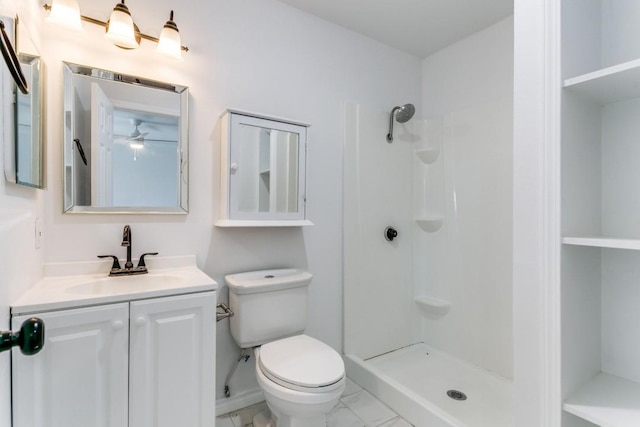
[
  {"x1": 418, "y1": 17, "x2": 514, "y2": 378},
  {"x1": 2, "y1": 0, "x2": 422, "y2": 412},
  {"x1": 0, "y1": 2, "x2": 46, "y2": 426}
]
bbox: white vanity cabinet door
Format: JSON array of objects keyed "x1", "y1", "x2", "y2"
[
  {"x1": 12, "y1": 303, "x2": 129, "y2": 427},
  {"x1": 129, "y1": 291, "x2": 216, "y2": 427}
]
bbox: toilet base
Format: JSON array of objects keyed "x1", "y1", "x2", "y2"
[{"x1": 252, "y1": 410, "x2": 275, "y2": 427}]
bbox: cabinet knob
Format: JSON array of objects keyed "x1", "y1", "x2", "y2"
[
  {"x1": 112, "y1": 320, "x2": 124, "y2": 330},
  {"x1": 230, "y1": 163, "x2": 238, "y2": 173},
  {"x1": 135, "y1": 317, "x2": 147, "y2": 326}
]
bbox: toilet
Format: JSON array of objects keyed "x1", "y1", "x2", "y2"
[{"x1": 225, "y1": 269, "x2": 345, "y2": 427}]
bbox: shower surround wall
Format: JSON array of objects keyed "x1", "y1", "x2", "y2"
[{"x1": 418, "y1": 17, "x2": 514, "y2": 379}]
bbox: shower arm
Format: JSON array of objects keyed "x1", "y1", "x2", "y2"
[{"x1": 386, "y1": 106, "x2": 400, "y2": 143}]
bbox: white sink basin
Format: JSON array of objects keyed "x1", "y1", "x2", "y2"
[
  {"x1": 65, "y1": 274, "x2": 184, "y2": 296},
  {"x1": 11, "y1": 256, "x2": 218, "y2": 315}
]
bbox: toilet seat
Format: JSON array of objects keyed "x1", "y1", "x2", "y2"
[{"x1": 258, "y1": 335, "x2": 345, "y2": 393}]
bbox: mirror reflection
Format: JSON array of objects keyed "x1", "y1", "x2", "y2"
[
  {"x1": 15, "y1": 53, "x2": 43, "y2": 188},
  {"x1": 63, "y1": 63, "x2": 188, "y2": 213},
  {"x1": 236, "y1": 124, "x2": 299, "y2": 214}
]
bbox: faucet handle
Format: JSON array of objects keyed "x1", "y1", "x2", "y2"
[
  {"x1": 98, "y1": 255, "x2": 121, "y2": 271},
  {"x1": 137, "y1": 252, "x2": 158, "y2": 269}
]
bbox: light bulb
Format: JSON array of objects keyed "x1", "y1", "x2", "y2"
[
  {"x1": 46, "y1": 0, "x2": 83, "y2": 32},
  {"x1": 156, "y1": 11, "x2": 183, "y2": 60},
  {"x1": 105, "y1": 1, "x2": 139, "y2": 49}
]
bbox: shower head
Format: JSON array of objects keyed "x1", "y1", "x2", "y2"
[
  {"x1": 395, "y1": 104, "x2": 415, "y2": 123},
  {"x1": 387, "y1": 103, "x2": 415, "y2": 143}
]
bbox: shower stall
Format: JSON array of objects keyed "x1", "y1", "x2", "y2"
[{"x1": 343, "y1": 91, "x2": 513, "y2": 425}]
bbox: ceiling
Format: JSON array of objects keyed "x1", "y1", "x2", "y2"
[{"x1": 277, "y1": 0, "x2": 513, "y2": 58}]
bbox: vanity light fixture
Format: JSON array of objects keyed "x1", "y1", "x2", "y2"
[{"x1": 43, "y1": 1, "x2": 189, "y2": 57}]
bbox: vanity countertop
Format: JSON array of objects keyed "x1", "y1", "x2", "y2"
[{"x1": 12, "y1": 255, "x2": 217, "y2": 315}]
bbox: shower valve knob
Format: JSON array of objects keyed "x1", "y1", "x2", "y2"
[{"x1": 385, "y1": 226, "x2": 398, "y2": 242}]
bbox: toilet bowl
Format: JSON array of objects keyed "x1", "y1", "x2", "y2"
[
  {"x1": 224, "y1": 269, "x2": 345, "y2": 427},
  {"x1": 252, "y1": 335, "x2": 345, "y2": 427}
]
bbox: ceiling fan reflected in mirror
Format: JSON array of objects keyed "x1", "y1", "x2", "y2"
[
  {"x1": 126, "y1": 119, "x2": 148, "y2": 149},
  {"x1": 113, "y1": 118, "x2": 178, "y2": 160}
]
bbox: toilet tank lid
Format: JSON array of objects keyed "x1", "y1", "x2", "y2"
[{"x1": 225, "y1": 269, "x2": 312, "y2": 294}]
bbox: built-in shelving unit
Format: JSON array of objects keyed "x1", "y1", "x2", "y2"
[
  {"x1": 563, "y1": 373, "x2": 640, "y2": 427},
  {"x1": 560, "y1": 2, "x2": 640, "y2": 425},
  {"x1": 564, "y1": 58, "x2": 640, "y2": 105},
  {"x1": 562, "y1": 236, "x2": 640, "y2": 251}
]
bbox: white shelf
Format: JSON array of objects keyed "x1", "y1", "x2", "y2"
[
  {"x1": 414, "y1": 296, "x2": 450, "y2": 318},
  {"x1": 415, "y1": 216, "x2": 443, "y2": 232},
  {"x1": 564, "y1": 58, "x2": 640, "y2": 105},
  {"x1": 563, "y1": 372, "x2": 640, "y2": 427},
  {"x1": 562, "y1": 236, "x2": 640, "y2": 250},
  {"x1": 415, "y1": 147, "x2": 440, "y2": 164}
]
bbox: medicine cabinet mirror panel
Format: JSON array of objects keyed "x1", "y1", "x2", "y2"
[
  {"x1": 221, "y1": 111, "x2": 308, "y2": 224},
  {"x1": 62, "y1": 63, "x2": 188, "y2": 214},
  {"x1": 3, "y1": 15, "x2": 45, "y2": 189},
  {"x1": 15, "y1": 54, "x2": 43, "y2": 188}
]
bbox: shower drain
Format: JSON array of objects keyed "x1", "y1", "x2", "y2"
[{"x1": 446, "y1": 390, "x2": 467, "y2": 401}]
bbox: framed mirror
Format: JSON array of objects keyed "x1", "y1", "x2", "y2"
[
  {"x1": 15, "y1": 53, "x2": 43, "y2": 188},
  {"x1": 62, "y1": 62, "x2": 188, "y2": 214},
  {"x1": 217, "y1": 110, "x2": 311, "y2": 226},
  {"x1": 2, "y1": 15, "x2": 45, "y2": 189}
]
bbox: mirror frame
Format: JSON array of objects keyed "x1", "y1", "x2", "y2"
[
  {"x1": 62, "y1": 62, "x2": 189, "y2": 214},
  {"x1": 14, "y1": 53, "x2": 44, "y2": 189},
  {"x1": 2, "y1": 15, "x2": 45, "y2": 189}
]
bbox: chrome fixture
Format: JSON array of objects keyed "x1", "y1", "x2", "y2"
[
  {"x1": 43, "y1": 1, "x2": 188, "y2": 59},
  {"x1": 386, "y1": 103, "x2": 415, "y2": 143},
  {"x1": 384, "y1": 226, "x2": 398, "y2": 242},
  {"x1": 121, "y1": 224, "x2": 133, "y2": 269},
  {"x1": 447, "y1": 389, "x2": 467, "y2": 401},
  {"x1": 98, "y1": 225, "x2": 158, "y2": 276},
  {"x1": 224, "y1": 349, "x2": 251, "y2": 398},
  {"x1": 216, "y1": 302, "x2": 235, "y2": 322}
]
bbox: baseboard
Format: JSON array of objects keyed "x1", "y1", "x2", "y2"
[{"x1": 216, "y1": 387, "x2": 264, "y2": 416}]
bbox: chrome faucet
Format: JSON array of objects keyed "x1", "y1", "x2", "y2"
[
  {"x1": 98, "y1": 225, "x2": 158, "y2": 276},
  {"x1": 122, "y1": 225, "x2": 134, "y2": 269}
]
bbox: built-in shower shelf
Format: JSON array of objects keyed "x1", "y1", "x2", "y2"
[
  {"x1": 562, "y1": 236, "x2": 640, "y2": 250},
  {"x1": 415, "y1": 216, "x2": 443, "y2": 232},
  {"x1": 414, "y1": 296, "x2": 450, "y2": 318},
  {"x1": 415, "y1": 147, "x2": 440, "y2": 164},
  {"x1": 563, "y1": 372, "x2": 640, "y2": 427}
]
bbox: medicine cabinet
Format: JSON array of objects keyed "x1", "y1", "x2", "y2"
[{"x1": 216, "y1": 110, "x2": 311, "y2": 227}]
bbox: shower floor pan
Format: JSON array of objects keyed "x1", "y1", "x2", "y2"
[{"x1": 344, "y1": 343, "x2": 512, "y2": 427}]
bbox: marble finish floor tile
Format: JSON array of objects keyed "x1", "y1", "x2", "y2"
[
  {"x1": 216, "y1": 377, "x2": 412, "y2": 427},
  {"x1": 340, "y1": 390, "x2": 398, "y2": 426}
]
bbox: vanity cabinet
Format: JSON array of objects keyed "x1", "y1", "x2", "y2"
[{"x1": 11, "y1": 291, "x2": 215, "y2": 427}]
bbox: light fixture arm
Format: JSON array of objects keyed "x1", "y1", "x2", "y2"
[{"x1": 43, "y1": 3, "x2": 189, "y2": 52}]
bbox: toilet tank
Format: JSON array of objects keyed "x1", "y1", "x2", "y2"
[{"x1": 225, "y1": 269, "x2": 312, "y2": 348}]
